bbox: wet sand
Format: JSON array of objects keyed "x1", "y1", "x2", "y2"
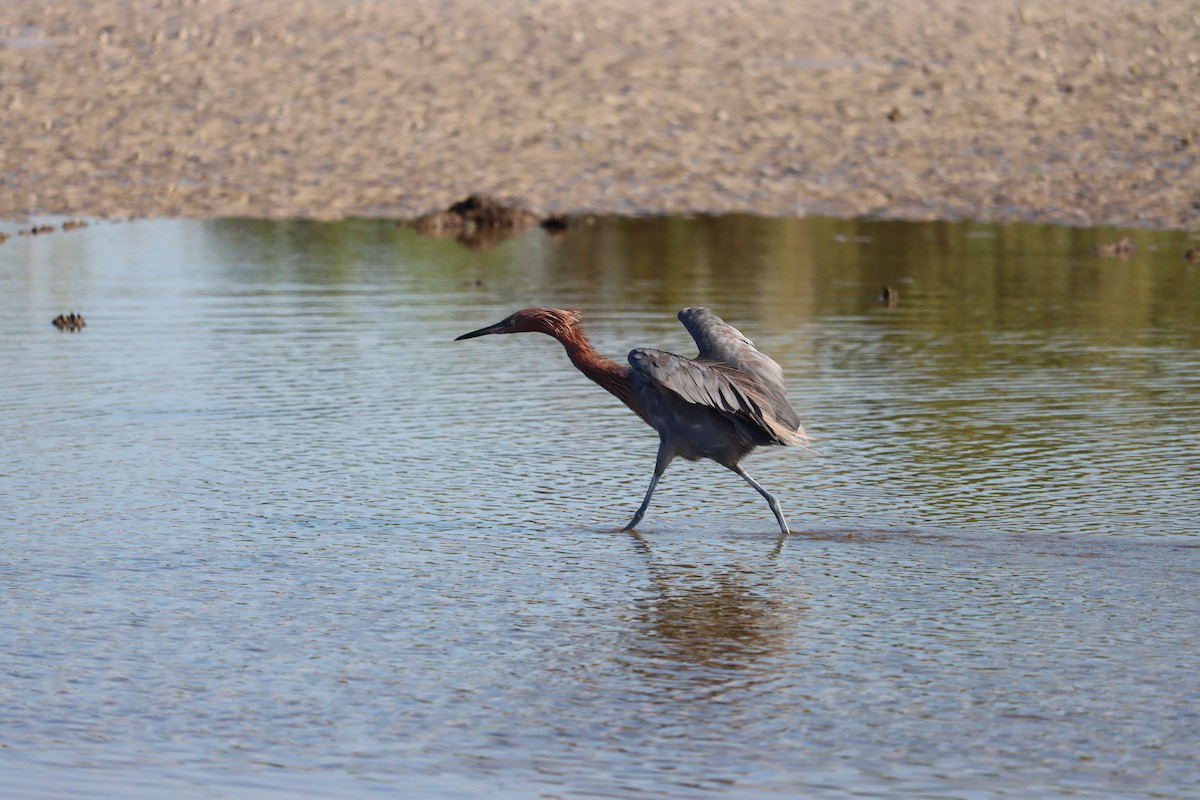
[{"x1": 2, "y1": 0, "x2": 1198, "y2": 228}]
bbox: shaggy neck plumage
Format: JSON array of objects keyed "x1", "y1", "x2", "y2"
[{"x1": 545, "y1": 319, "x2": 649, "y2": 425}]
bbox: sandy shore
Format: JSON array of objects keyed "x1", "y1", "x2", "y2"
[{"x1": 2, "y1": 0, "x2": 1198, "y2": 228}]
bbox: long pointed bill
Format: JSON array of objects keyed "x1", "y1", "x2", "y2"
[{"x1": 454, "y1": 320, "x2": 508, "y2": 340}]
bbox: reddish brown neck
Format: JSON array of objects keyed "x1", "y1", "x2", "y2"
[{"x1": 549, "y1": 321, "x2": 649, "y2": 425}]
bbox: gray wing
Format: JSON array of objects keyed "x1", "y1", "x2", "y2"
[
  {"x1": 629, "y1": 348, "x2": 765, "y2": 420},
  {"x1": 677, "y1": 306, "x2": 787, "y2": 393},
  {"x1": 628, "y1": 348, "x2": 805, "y2": 446}
]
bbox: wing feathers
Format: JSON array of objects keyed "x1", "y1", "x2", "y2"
[
  {"x1": 628, "y1": 348, "x2": 807, "y2": 447},
  {"x1": 678, "y1": 306, "x2": 789, "y2": 394}
]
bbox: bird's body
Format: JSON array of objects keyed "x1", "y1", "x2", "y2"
[{"x1": 455, "y1": 307, "x2": 807, "y2": 533}]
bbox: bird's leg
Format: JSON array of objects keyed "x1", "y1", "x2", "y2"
[
  {"x1": 730, "y1": 464, "x2": 790, "y2": 535},
  {"x1": 622, "y1": 474, "x2": 659, "y2": 531},
  {"x1": 623, "y1": 440, "x2": 673, "y2": 531}
]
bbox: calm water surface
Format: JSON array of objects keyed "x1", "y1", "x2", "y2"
[{"x1": 2, "y1": 216, "x2": 1198, "y2": 798}]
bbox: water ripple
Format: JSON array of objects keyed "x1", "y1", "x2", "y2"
[{"x1": 1, "y1": 217, "x2": 1198, "y2": 798}]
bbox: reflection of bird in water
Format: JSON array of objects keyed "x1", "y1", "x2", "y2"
[
  {"x1": 623, "y1": 531, "x2": 805, "y2": 673},
  {"x1": 456, "y1": 307, "x2": 808, "y2": 533}
]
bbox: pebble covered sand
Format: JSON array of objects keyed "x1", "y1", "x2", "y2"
[{"x1": 2, "y1": 0, "x2": 1198, "y2": 228}]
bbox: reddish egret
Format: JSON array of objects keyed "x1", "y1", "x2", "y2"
[{"x1": 455, "y1": 307, "x2": 808, "y2": 533}]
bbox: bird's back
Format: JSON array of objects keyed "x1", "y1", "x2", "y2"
[{"x1": 625, "y1": 308, "x2": 806, "y2": 465}]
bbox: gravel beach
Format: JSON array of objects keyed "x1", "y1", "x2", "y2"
[{"x1": 2, "y1": 0, "x2": 1198, "y2": 227}]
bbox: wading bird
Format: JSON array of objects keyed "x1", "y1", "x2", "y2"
[{"x1": 456, "y1": 307, "x2": 808, "y2": 533}]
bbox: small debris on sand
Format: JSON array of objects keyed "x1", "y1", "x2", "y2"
[
  {"x1": 539, "y1": 214, "x2": 570, "y2": 232},
  {"x1": 402, "y1": 195, "x2": 541, "y2": 248}
]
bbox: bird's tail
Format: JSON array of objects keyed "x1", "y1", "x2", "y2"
[
  {"x1": 735, "y1": 378, "x2": 810, "y2": 449},
  {"x1": 764, "y1": 414, "x2": 811, "y2": 449}
]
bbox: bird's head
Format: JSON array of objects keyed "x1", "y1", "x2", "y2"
[{"x1": 455, "y1": 308, "x2": 581, "y2": 340}]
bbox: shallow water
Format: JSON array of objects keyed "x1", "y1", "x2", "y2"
[{"x1": 2, "y1": 216, "x2": 1198, "y2": 798}]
